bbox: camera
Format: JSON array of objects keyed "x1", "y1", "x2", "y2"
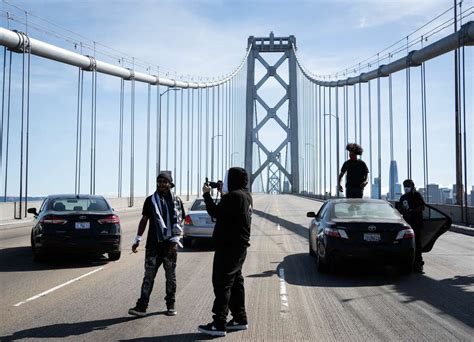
[{"x1": 205, "y1": 177, "x2": 223, "y2": 191}]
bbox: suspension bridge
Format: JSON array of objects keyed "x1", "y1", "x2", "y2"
[{"x1": 0, "y1": 2, "x2": 473, "y2": 341}]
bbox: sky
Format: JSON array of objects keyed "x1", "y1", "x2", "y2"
[{"x1": 0, "y1": 0, "x2": 472, "y2": 199}]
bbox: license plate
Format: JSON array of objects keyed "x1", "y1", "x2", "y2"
[
  {"x1": 75, "y1": 222, "x2": 90, "y2": 229},
  {"x1": 364, "y1": 233, "x2": 380, "y2": 242}
]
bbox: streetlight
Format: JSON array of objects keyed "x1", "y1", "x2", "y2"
[
  {"x1": 324, "y1": 113, "x2": 340, "y2": 198},
  {"x1": 211, "y1": 134, "x2": 223, "y2": 182},
  {"x1": 157, "y1": 87, "x2": 179, "y2": 176}
]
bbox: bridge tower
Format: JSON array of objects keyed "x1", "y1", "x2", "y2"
[{"x1": 245, "y1": 33, "x2": 299, "y2": 193}]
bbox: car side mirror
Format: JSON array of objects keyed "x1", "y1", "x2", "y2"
[
  {"x1": 306, "y1": 211, "x2": 317, "y2": 218},
  {"x1": 27, "y1": 208, "x2": 38, "y2": 216}
]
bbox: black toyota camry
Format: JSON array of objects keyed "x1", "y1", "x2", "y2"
[
  {"x1": 29, "y1": 194, "x2": 121, "y2": 261},
  {"x1": 307, "y1": 199, "x2": 451, "y2": 274}
]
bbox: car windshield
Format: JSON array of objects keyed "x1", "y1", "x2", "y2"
[
  {"x1": 47, "y1": 197, "x2": 110, "y2": 212},
  {"x1": 333, "y1": 202, "x2": 400, "y2": 219},
  {"x1": 191, "y1": 199, "x2": 220, "y2": 211}
]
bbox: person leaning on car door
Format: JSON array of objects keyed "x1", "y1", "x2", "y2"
[
  {"x1": 398, "y1": 179, "x2": 426, "y2": 273},
  {"x1": 128, "y1": 172, "x2": 185, "y2": 317}
]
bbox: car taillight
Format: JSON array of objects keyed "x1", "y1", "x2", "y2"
[
  {"x1": 324, "y1": 227, "x2": 349, "y2": 239},
  {"x1": 395, "y1": 228, "x2": 415, "y2": 240},
  {"x1": 184, "y1": 215, "x2": 193, "y2": 225},
  {"x1": 98, "y1": 215, "x2": 120, "y2": 224},
  {"x1": 40, "y1": 215, "x2": 67, "y2": 225}
]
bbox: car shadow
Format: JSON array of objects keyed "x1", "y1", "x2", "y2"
[
  {"x1": 278, "y1": 252, "x2": 474, "y2": 328},
  {"x1": 0, "y1": 246, "x2": 109, "y2": 272},
  {"x1": 0, "y1": 315, "x2": 146, "y2": 341},
  {"x1": 253, "y1": 209, "x2": 308, "y2": 239}
]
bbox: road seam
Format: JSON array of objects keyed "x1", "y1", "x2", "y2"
[{"x1": 13, "y1": 266, "x2": 105, "y2": 307}]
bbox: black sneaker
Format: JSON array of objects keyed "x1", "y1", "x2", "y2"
[
  {"x1": 226, "y1": 319, "x2": 248, "y2": 331},
  {"x1": 198, "y1": 322, "x2": 226, "y2": 337},
  {"x1": 128, "y1": 305, "x2": 146, "y2": 317},
  {"x1": 166, "y1": 304, "x2": 177, "y2": 316},
  {"x1": 414, "y1": 264, "x2": 424, "y2": 273}
]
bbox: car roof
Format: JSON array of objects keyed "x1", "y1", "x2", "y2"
[
  {"x1": 325, "y1": 198, "x2": 389, "y2": 204},
  {"x1": 47, "y1": 194, "x2": 106, "y2": 200}
]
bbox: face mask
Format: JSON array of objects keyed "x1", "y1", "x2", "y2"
[{"x1": 404, "y1": 187, "x2": 412, "y2": 194}]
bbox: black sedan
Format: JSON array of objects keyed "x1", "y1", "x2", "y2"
[
  {"x1": 307, "y1": 199, "x2": 451, "y2": 273},
  {"x1": 29, "y1": 194, "x2": 121, "y2": 261}
]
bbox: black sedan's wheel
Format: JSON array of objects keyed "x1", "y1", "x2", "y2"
[
  {"x1": 309, "y1": 232, "x2": 316, "y2": 257},
  {"x1": 316, "y1": 243, "x2": 329, "y2": 273},
  {"x1": 108, "y1": 251, "x2": 121, "y2": 261},
  {"x1": 31, "y1": 235, "x2": 44, "y2": 262},
  {"x1": 183, "y1": 237, "x2": 192, "y2": 248},
  {"x1": 399, "y1": 262, "x2": 413, "y2": 275}
]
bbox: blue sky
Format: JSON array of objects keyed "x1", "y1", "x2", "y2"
[{"x1": 0, "y1": 0, "x2": 472, "y2": 198}]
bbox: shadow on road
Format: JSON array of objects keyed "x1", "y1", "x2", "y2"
[
  {"x1": 253, "y1": 209, "x2": 308, "y2": 239},
  {"x1": 278, "y1": 252, "x2": 474, "y2": 328},
  {"x1": 0, "y1": 246, "x2": 109, "y2": 272},
  {"x1": 119, "y1": 333, "x2": 216, "y2": 341}
]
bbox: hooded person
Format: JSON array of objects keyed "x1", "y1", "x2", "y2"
[
  {"x1": 338, "y1": 143, "x2": 369, "y2": 198},
  {"x1": 198, "y1": 167, "x2": 253, "y2": 337},
  {"x1": 398, "y1": 179, "x2": 426, "y2": 273}
]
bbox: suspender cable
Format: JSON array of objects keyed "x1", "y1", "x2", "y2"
[
  {"x1": 368, "y1": 80, "x2": 373, "y2": 198},
  {"x1": 329, "y1": 86, "x2": 332, "y2": 196},
  {"x1": 165, "y1": 89, "x2": 170, "y2": 170},
  {"x1": 389, "y1": 73, "x2": 394, "y2": 200},
  {"x1": 205, "y1": 87, "x2": 209, "y2": 179},
  {"x1": 186, "y1": 88, "x2": 190, "y2": 201},
  {"x1": 173, "y1": 86, "x2": 177, "y2": 190},
  {"x1": 75, "y1": 69, "x2": 84, "y2": 195},
  {"x1": 24, "y1": 31, "x2": 31, "y2": 216},
  {"x1": 323, "y1": 85, "x2": 326, "y2": 197},
  {"x1": 217, "y1": 84, "x2": 220, "y2": 178},
  {"x1": 156, "y1": 70, "x2": 160, "y2": 177},
  {"x1": 197, "y1": 88, "x2": 202, "y2": 196},
  {"x1": 179, "y1": 89, "x2": 183, "y2": 196},
  {"x1": 377, "y1": 77, "x2": 382, "y2": 199},
  {"x1": 461, "y1": 43, "x2": 468, "y2": 223},
  {"x1": 190, "y1": 89, "x2": 194, "y2": 196},
  {"x1": 421, "y1": 61, "x2": 429, "y2": 201},
  {"x1": 146, "y1": 83, "x2": 151, "y2": 195},
  {"x1": 19, "y1": 32, "x2": 30, "y2": 217},
  {"x1": 0, "y1": 46, "x2": 6, "y2": 194},
  {"x1": 336, "y1": 86, "x2": 340, "y2": 198},
  {"x1": 353, "y1": 84, "x2": 357, "y2": 143},
  {"x1": 118, "y1": 77, "x2": 124, "y2": 197},
  {"x1": 129, "y1": 72, "x2": 135, "y2": 207},
  {"x1": 318, "y1": 84, "x2": 322, "y2": 196},
  {"x1": 406, "y1": 65, "x2": 412, "y2": 179},
  {"x1": 3, "y1": 50, "x2": 12, "y2": 202},
  {"x1": 359, "y1": 82, "x2": 362, "y2": 146}
]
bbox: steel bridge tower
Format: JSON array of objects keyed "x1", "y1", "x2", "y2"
[{"x1": 245, "y1": 33, "x2": 299, "y2": 193}]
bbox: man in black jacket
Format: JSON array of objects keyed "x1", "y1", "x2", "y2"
[
  {"x1": 198, "y1": 167, "x2": 253, "y2": 337},
  {"x1": 338, "y1": 143, "x2": 369, "y2": 198}
]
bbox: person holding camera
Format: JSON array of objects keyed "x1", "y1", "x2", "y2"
[
  {"x1": 338, "y1": 143, "x2": 369, "y2": 198},
  {"x1": 398, "y1": 179, "x2": 426, "y2": 273},
  {"x1": 128, "y1": 172, "x2": 184, "y2": 317},
  {"x1": 198, "y1": 167, "x2": 253, "y2": 337}
]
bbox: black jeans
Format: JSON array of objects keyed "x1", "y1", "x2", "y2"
[
  {"x1": 212, "y1": 245, "x2": 248, "y2": 328},
  {"x1": 346, "y1": 186, "x2": 363, "y2": 198},
  {"x1": 136, "y1": 242, "x2": 177, "y2": 309}
]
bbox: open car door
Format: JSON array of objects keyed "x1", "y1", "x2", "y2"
[{"x1": 420, "y1": 204, "x2": 452, "y2": 253}]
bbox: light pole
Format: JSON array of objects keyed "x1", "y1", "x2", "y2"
[
  {"x1": 324, "y1": 113, "x2": 340, "y2": 198},
  {"x1": 157, "y1": 87, "x2": 179, "y2": 176},
  {"x1": 211, "y1": 134, "x2": 223, "y2": 182}
]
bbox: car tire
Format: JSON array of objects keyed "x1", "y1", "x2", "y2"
[
  {"x1": 309, "y1": 232, "x2": 316, "y2": 257},
  {"x1": 183, "y1": 237, "x2": 192, "y2": 248},
  {"x1": 399, "y1": 262, "x2": 413, "y2": 275},
  {"x1": 316, "y1": 243, "x2": 329, "y2": 273},
  {"x1": 108, "y1": 251, "x2": 121, "y2": 261},
  {"x1": 31, "y1": 235, "x2": 44, "y2": 262}
]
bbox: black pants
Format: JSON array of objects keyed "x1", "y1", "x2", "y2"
[
  {"x1": 136, "y1": 242, "x2": 177, "y2": 309},
  {"x1": 212, "y1": 245, "x2": 248, "y2": 328},
  {"x1": 346, "y1": 187, "x2": 363, "y2": 198}
]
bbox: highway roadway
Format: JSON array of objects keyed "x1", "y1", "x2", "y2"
[{"x1": 1, "y1": 194, "x2": 473, "y2": 341}]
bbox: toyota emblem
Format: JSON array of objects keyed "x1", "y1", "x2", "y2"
[{"x1": 368, "y1": 225, "x2": 377, "y2": 231}]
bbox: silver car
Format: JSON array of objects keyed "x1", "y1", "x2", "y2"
[{"x1": 183, "y1": 198, "x2": 220, "y2": 247}]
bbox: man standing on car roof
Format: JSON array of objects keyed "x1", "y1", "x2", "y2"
[
  {"x1": 338, "y1": 143, "x2": 369, "y2": 198},
  {"x1": 398, "y1": 179, "x2": 426, "y2": 273},
  {"x1": 198, "y1": 167, "x2": 253, "y2": 337},
  {"x1": 128, "y1": 172, "x2": 185, "y2": 317}
]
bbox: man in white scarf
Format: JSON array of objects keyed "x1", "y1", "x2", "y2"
[{"x1": 128, "y1": 172, "x2": 184, "y2": 317}]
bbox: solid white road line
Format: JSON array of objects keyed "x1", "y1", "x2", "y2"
[
  {"x1": 13, "y1": 266, "x2": 105, "y2": 307},
  {"x1": 278, "y1": 267, "x2": 289, "y2": 313}
]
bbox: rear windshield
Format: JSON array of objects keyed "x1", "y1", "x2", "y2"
[
  {"x1": 334, "y1": 202, "x2": 400, "y2": 219},
  {"x1": 191, "y1": 199, "x2": 220, "y2": 211},
  {"x1": 47, "y1": 198, "x2": 110, "y2": 212}
]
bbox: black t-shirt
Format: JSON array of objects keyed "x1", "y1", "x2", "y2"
[
  {"x1": 399, "y1": 191, "x2": 425, "y2": 226},
  {"x1": 341, "y1": 159, "x2": 369, "y2": 188}
]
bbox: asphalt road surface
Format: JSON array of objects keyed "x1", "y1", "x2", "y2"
[{"x1": 1, "y1": 194, "x2": 473, "y2": 341}]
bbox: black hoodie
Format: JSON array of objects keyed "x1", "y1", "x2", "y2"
[{"x1": 203, "y1": 167, "x2": 253, "y2": 247}]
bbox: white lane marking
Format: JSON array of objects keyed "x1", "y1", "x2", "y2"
[
  {"x1": 277, "y1": 224, "x2": 281, "y2": 231},
  {"x1": 13, "y1": 266, "x2": 105, "y2": 307},
  {"x1": 278, "y1": 268, "x2": 289, "y2": 313}
]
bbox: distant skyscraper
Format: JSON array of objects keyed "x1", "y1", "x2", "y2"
[
  {"x1": 427, "y1": 183, "x2": 441, "y2": 204},
  {"x1": 372, "y1": 177, "x2": 381, "y2": 199},
  {"x1": 388, "y1": 160, "x2": 401, "y2": 200}
]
